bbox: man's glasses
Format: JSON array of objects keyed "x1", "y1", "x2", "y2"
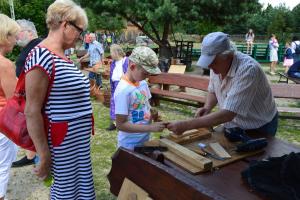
[{"x1": 68, "y1": 21, "x2": 84, "y2": 35}]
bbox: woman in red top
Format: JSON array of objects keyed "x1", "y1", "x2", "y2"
[{"x1": 0, "y1": 14, "x2": 19, "y2": 200}]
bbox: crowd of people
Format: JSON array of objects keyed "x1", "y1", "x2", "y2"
[
  {"x1": 245, "y1": 29, "x2": 300, "y2": 77},
  {"x1": 0, "y1": 0, "x2": 298, "y2": 199}
]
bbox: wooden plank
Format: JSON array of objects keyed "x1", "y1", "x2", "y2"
[
  {"x1": 209, "y1": 142, "x2": 231, "y2": 159},
  {"x1": 150, "y1": 88, "x2": 206, "y2": 103},
  {"x1": 117, "y1": 178, "x2": 151, "y2": 200},
  {"x1": 168, "y1": 65, "x2": 186, "y2": 74},
  {"x1": 163, "y1": 151, "x2": 203, "y2": 174},
  {"x1": 167, "y1": 128, "x2": 212, "y2": 145},
  {"x1": 184, "y1": 133, "x2": 264, "y2": 168},
  {"x1": 159, "y1": 138, "x2": 212, "y2": 170},
  {"x1": 148, "y1": 73, "x2": 209, "y2": 90},
  {"x1": 170, "y1": 129, "x2": 201, "y2": 138},
  {"x1": 270, "y1": 83, "x2": 300, "y2": 98},
  {"x1": 277, "y1": 107, "x2": 300, "y2": 114}
]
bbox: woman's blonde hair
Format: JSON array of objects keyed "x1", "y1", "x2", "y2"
[
  {"x1": 46, "y1": 0, "x2": 88, "y2": 31},
  {"x1": 0, "y1": 14, "x2": 20, "y2": 45},
  {"x1": 110, "y1": 44, "x2": 125, "y2": 58}
]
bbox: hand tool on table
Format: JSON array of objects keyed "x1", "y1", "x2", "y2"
[
  {"x1": 134, "y1": 146, "x2": 168, "y2": 154},
  {"x1": 224, "y1": 128, "x2": 268, "y2": 152},
  {"x1": 198, "y1": 143, "x2": 227, "y2": 161}
]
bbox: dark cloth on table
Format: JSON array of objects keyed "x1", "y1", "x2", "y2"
[{"x1": 242, "y1": 152, "x2": 300, "y2": 200}]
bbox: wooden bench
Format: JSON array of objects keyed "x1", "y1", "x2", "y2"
[
  {"x1": 277, "y1": 72, "x2": 300, "y2": 84},
  {"x1": 148, "y1": 73, "x2": 209, "y2": 107},
  {"x1": 270, "y1": 83, "x2": 300, "y2": 119}
]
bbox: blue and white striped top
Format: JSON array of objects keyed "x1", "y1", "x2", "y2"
[{"x1": 25, "y1": 46, "x2": 92, "y2": 122}]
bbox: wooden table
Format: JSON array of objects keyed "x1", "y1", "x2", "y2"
[{"x1": 107, "y1": 136, "x2": 300, "y2": 200}]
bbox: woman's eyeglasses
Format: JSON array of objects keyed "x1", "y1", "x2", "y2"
[{"x1": 68, "y1": 21, "x2": 84, "y2": 35}]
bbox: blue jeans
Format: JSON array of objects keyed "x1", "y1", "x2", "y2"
[
  {"x1": 251, "y1": 112, "x2": 278, "y2": 136},
  {"x1": 226, "y1": 112, "x2": 278, "y2": 137},
  {"x1": 89, "y1": 72, "x2": 102, "y2": 87}
]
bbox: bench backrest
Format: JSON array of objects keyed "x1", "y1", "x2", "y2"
[
  {"x1": 271, "y1": 83, "x2": 300, "y2": 99},
  {"x1": 148, "y1": 73, "x2": 209, "y2": 91}
]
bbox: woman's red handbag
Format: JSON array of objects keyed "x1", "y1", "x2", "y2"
[{"x1": 0, "y1": 65, "x2": 55, "y2": 152}]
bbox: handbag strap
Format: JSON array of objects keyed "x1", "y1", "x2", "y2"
[{"x1": 15, "y1": 54, "x2": 56, "y2": 107}]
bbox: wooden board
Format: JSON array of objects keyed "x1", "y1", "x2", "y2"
[
  {"x1": 117, "y1": 178, "x2": 152, "y2": 200},
  {"x1": 168, "y1": 65, "x2": 186, "y2": 74},
  {"x1": 159, "y1": 138, "x2": 212, "y2": 170},
  {"x1": 163, "y1": 151, "x2": 203, "y2": 174},
  {"x1": 167, "y1": 128, "x2": 211, "y2": 144},
  {"x1": 184, "y1": 133, "x2": 264, "y2": 168},
  {"x1": 209, "y1": 142, "x2": 231, "y2": 159},
  {"x1": 145, "y1": 132, "x2": 264, "y2": 174}
]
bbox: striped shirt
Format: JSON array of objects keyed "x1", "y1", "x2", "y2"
[
  {"x1": 24, "y1": 46, "x2": 92, "y2": 122},
  {"x1": 208, "y1": 52, "x2": 277, "y2": 129}
]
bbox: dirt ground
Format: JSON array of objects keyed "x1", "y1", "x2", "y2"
[{"x1": 6, "y1": 150, "x2": 49, "y2": 200}]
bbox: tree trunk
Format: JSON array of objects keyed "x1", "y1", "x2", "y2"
[
  {"x1": 158, "y1": 43, "x2": 173, "y2": 59},
  {"x1": 158, "y1": 21, "x2": 173, "y2": 60}
]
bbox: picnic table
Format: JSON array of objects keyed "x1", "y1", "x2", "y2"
[{"x1": 108, "y1": 131, "x2": 300, "y2": 200}]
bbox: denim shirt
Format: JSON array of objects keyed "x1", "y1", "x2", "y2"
[{"x1": 88, "y1": 40, "x2": 104, "y2": 66}]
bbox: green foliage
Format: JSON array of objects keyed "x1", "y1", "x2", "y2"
[
  {"x1": 225, "y1": 3, "x2": 299, "y2": 42},
  {"x1": 78, "y1": 0, "x2": 261, "y2": 58},
  {"x1": 85, "y1": 8, "x2": 125, "y2": 32},
  {"x1": 0, "y1": 0, "x2": 52, "y2": 37}
]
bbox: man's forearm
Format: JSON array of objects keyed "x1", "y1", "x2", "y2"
[
  {"x1": 186, "y1": 109, "x2": 236, "y2": 129},
  {"x1": 204, "y1": 92, "x2": 218, "y2": 110}
]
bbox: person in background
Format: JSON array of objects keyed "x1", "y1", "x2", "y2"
[
  {"x1": 291, "y1": 36, "x2": 300, "y2": 62},
  {"x1": 12, "y1": 19, "x2": 42, "y2": 168},
  {"x1": 283, "y1": 42, "x2": 294, "y2": 73},
  {"x1": 167, "y1": 32, "x2": 278, "y2": 137},
  {"x1": 84, "y1": 31, "x2": 90, "y2": 49},
  {"x1": 269, "y1": 34, "x2": 279, "y2": 75},
  {"x1": 107, "y1": 44, "x2": 129, "y2": 131},
  {"x1": 24, "y1": 0, "x2": 95, "y2": 199},
  {"x1": 287, "y1": 60, "x2": 300, "y2": 79},
  {"x1": 79, "y1": 32, "x2": 104, "y2": 87},
  {"x1": 0, "y1": 14, "x2": 19, "y2": 200},
  {"x1": 114, "y1": 46, "x2": 166, "y2": 150},
  {"x1": 245, "y1": 29, "x2": 255, "y2": 55},
  {"x1": 107, "y1": 32, "x2": 112, "y2": 48}
]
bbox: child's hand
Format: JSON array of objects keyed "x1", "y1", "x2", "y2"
[{"x1": 150, "y1": 122, "x2": 166, "y2": 132}]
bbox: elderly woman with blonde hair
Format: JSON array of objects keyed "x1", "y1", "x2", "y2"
[
  {"x1": 24, "y1": 0, "x2": 95, "y2": 199},
  {"x1": 107, "y1": 44, "x2": 129, "y2": 130},
  {"x1": 0, "y1": 14, "x2": 19, "y2": 200}
]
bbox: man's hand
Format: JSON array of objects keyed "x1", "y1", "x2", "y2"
[
  {"x1": 195, "y1": 107, "x2": 211, "y2": 118},
  {"x1": 167, "y1": 120, "x2": 188, "y2": 135}
]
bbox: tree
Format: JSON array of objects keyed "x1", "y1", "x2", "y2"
[
  {"x1": 85, "y1": 8, "x2": 125, "y2": 33},
  {"x1": 79, "y1": 0, "x2": 261, "y2": 59},
  {"x1": 0, "y1": 0, "x2": 52, "y2": 37}
]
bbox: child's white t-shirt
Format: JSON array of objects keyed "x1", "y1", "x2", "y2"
[{"x1": 114, "y1": 78, "x2": 152, "y2": 150}]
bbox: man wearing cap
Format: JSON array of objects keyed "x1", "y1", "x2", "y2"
[
  {"x1": 114, "y1": 46, "x2": 166, "y2": 150},
  {"x1": 167, "y1": 32, "x2": 278, "y2": 136}
]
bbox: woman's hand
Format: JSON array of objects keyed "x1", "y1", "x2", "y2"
[{"x1": 33, "y1": 152, "x2": 51, "y2": 180}]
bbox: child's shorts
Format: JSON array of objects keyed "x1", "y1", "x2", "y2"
[{"x1": 283, "y1": 58, "x2": 293, "y2": 67}]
